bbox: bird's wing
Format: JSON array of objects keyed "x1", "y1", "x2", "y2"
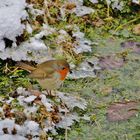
[
  {"x1": 29, "y1": 68, "x2": 55, "y2": 79},
  {"x1": 16, "y1": 62, "x2": 36, "y2": 72}
]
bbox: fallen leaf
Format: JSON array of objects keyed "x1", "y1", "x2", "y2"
[
  {"x1": 107, "y1": 101, "x2": 139, "y2": 122},
  {"x1": 65, "y1": 2, "x2": 76, "y2": 10},
  {"x1": 92, "y1": 18, "x2": 104, "y2": 27},
  {"x1": 100, "y1": 86, "x2": 112, "y2": 95},
  {"x1": 3, "y1": 104, "x2": 13, "y2": 118},
  {"x1": 133, "y1": 24, "x2": 140, "y2": 35},
  {"x1": 99, "y1": 55, "x2": 124, "y2": 70},
  {"x1": 121, "y1": 41, "x2": 140, "y2": 54},
  {"x1": 14, "y1": 111, "x2": 27, "y2": 125}
]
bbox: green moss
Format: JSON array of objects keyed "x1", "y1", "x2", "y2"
[{"x1": 59, "y1": 36, "x2": 140, "y2": 140}]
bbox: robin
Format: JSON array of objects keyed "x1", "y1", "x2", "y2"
[{"x1": 16, "y1": 59, "x2": 70, "y2": 95}]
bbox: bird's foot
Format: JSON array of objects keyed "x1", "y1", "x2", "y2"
[{"x1": 46, "y1": 90, "x2": 57, "y2": 97}]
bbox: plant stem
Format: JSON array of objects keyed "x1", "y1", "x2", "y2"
[
  {"x1": 114, "y1": 16, "x2": 140, "y2": 33},
  {"x1": 105, "y1": 0, "x2": 110, "y2": 18}
]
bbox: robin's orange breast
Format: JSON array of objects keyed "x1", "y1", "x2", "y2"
[{"x1": 57, "y1": 68, "x2": 69, "y2": 80}]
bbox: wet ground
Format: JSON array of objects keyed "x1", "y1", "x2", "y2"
[{"x1": 62, "y1": 38, "x2": 140, "y2": 140}]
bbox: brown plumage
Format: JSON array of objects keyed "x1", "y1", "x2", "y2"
[{"x1": 16, "y1": 60, "x2": 70, "y2": 90}]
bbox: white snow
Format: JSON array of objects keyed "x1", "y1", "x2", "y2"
[
  {"x1": 89, "y1": 0, "x2": 98, "y2": 3},
  {"x1": 6, "y1": 97, "x2": 14, "y2": 104},
  {"x1": 56, "y1": 114, "x2": 79, "y2": 129},
  {"x1": 48, "y1": 137, "x2": 53, "y2": 140},
  {"x1": 68, "y1": 57, "x2": 100, "y2": 79},
  {"x1": 112, "y1": 1, "x2": 124, "y2": 10},
  {"x1": 0, "y1": 108, "x2": 3, "y2": 113},
  {"x1": 40, "y1": 94, "x2": 53, "y2": 111},
  {"x1": 68, "y1": 0, "x2": 83, "y2": 5},
  {"x1": 73, "y1": 6, "x2": 94, "y2": 17},
  {"x1": 0, "y1": 25, "x2": 53, "y2": 63},
  {"x1": 58, "y1": 92, "x2": 87, "y2": 110},
  {"x1": 43, "y1": 120, "x2": 56, "y2": 132},
  {"x1": 0, "y1": 134, "x2": 27, "y2": 140},
  {"x1": 67, "y1": 0, "x2": 94, "y2": 17},
  {"x1": 68, "y1": 69, "x2": 96, "y2": 79},
  {"x1": 12, "y1": 121, "x2": 40, "y2": 137},
  {"x1": 0, "y1": 0, "x2": 49, "y2": 63},
  {"x1": 16, "y1": 87, "x2": 26, "y2": 94},
  {"x1": 0, "y1": 41, "x2": 5, "y2": 51},
  {"x1": 0, "y1": 0, "x2": 27, "y2": 50},
  {"x1": 80, "y1": 115, "x2": 90, "y2": 121},
  {"x1": 72, "y1": 28, "x2": 92, "y2": 54},
  {"x1": 0, "y1": 119, "x2": 15, "y2": 134},
  {"x1": 24, "y1": 106, "x2": 38, "y2": 114},
  {"x1": 132, "y1": 0, "x2": 140, "y2": 4},
  {"x1": 73, "y1": 40, "x2": 92, "y2": 54},
  {"x1": 26, "y1": 23, "x2": 33, "y2": 34},
  {"x1": 25, "y1": 121, "x2": 39, "y2": 132},
  {"x1": 28, "y1": 38, "x2": 47, "y2": 50},
  {"x1": 0, "y1": 38, "x2": 49, "y2": 63},
  {"x1": 34, "y1": 24, "x2": 56, "y2": 39},
  {"x1": 27, "y1": 4, "x2": 44, "y2": 16},
  {"x1": 24, "y1": 95, "x2": 36, "y2": 103}
]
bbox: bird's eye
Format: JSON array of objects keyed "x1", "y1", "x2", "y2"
[{"x1": 62, "y1": 67, "x2": 65, "y2": 70}]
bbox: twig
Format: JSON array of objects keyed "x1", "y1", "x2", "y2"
[
  {"x1": 95, "y1": 120, "x2": 102, "y2": 130},
  {"x1": 3, "y1": 63, "x2": 10, "y2": 73},
  {"x1": 44, "y1": 0, "x2": 50, "y2": 24},
  {"x1": 8, "y1": 67, "x2": 18, "y2": 75},
  {"x1": 105, "y1": 0, "x2": 110, "y2": 18},
  {"x1": 65, "y1": 126, "x2": 68, "y2": 140},
  {"x1": 114, "y1": 16, "x2": 140, "y2": 33},
  {"x1": 65, "y1": 105, "x2": 68, "y2": 140}
]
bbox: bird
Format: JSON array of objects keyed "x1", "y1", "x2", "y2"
[{"x1": 16, "y1": 59, "x2": 70, "y2": 95}]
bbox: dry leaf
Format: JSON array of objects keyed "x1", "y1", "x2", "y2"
[
  {"x1": 121, "y1": 41, "x2": 140, "y2": 54},
  {"x1": 100, "y1": 86, "x2": 112, "y2": 95},
  {"x1": 14, "y1": 111, "x2": 27, "y2": 125},
  {"x1": 99, "y1": 55, "x2": 124, "y2": 70},
  {"x1": 92, "y1": 18, "x2": 105, "y2": 27},
  {"x1": 65, "y1": 2, "x2": 76, "y2": 10},
  {"x1": 107, "y1": 101, "x2": 139, "y2": 122},
  {"x1": 133, "y1": 24, "x2": 140, "y2": 35}
]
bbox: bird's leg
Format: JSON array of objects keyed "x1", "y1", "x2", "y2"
[
  {"x1": 46, "y1": 89, "x2": 51, "y2": 95},
  {"x1": 46, "y1": 89, "x2": 56, "y2": 97}
]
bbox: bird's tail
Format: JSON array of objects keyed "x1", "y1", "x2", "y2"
[{"x1": 16, "y1": 62, "x2": 36, "y2": 72}]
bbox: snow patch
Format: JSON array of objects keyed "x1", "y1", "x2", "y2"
[
  {"x1": 40, "y1": 94, "x2": 53, "y2": 111},
  {"x1": 0, "y1": 134, "x2": 27, "y2": 140},
  {"x1": 24, "y1": 120, "x2": 39, "y2": 134},
  {"x1": 68, "y1": 57, "x2": 100, "y2": 79},
  {"x1": 58, "y1": 92, "x2": 87, "y2": 110},
  {"x1": 24, "y1": 95, "x2": 37, "y2": 103},
  {"x1": 0, "y1": 0, "x2": 27, "y2": 50},
  {"x1": 56, "y1": 114, "x2": 79, "y2": 129},
  {"x1": 67, "y1": 0, "x2": 94, "y2": 16},
  {"x1": 0, "y1": 119, "x2": 15, "y2": 134}
]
